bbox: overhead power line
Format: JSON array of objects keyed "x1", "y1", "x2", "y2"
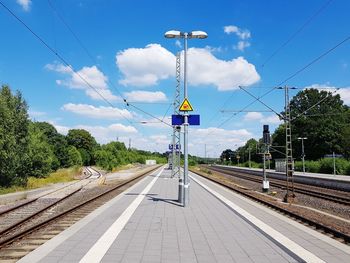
[
  {"x1": 215, "y1": 32, "x2": 350, "y2": 130},
  {"x1": 1, "y1": 1, "x2": 173, "y2": 130},
  {"x1": 46, "y1": 0, "x2": 173, "y2": 129},
  {"x1": 261, "y1": 0, "x2": 334, "y2": 68}
]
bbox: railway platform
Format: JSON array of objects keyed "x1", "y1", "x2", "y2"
[{"x1": 18, "y1": 166, "x2": 350, "y2": 262}]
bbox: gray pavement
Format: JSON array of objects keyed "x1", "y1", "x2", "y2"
[{"x1": 19, "y1": 167, "x2": 350, "y2": 263}]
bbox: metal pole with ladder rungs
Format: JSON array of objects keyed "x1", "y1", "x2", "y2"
[{"x1": 284, "y1": 86, "x2": 295, "y2": 202}]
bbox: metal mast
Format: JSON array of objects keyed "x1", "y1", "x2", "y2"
[
  {"x1": 172, "y1": 52, "x2": 181, "y2": 179},
  {"x1": 284, "y1": 86, "x2": 295, "y2": 202}
]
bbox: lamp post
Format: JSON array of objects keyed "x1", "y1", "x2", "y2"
[
  {"x1": 298, "y1": 137, "x2": 307, "y2": 173},
  {"x1": 165, "y1": 30, "x2": 207, "y2": 207}
]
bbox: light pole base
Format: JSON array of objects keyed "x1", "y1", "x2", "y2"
[
  {"x1": 283, "y1": 193, "x2": 296, "y2": 203},
  {"x1": 183, "y1": 183, "x2": 190, "y2": 207},
  {"x1": 262, "y1": 180, "x2": 269, "y2": 192},
  {"x1": 178, "y1": 178, "x2": 183, "y2": 204}
]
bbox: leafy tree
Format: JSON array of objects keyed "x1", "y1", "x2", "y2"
[
  {"x1": 27, "y1": 123, "x2": 56, "y2": 177},
  {"x1": 33, "y1": 122, "x2": 70, "y2": 167},
  {"x1": 220, "y1": 149, "x2": 235, "y2": 162},
  {"x1": 66, "y1": 129, "x2": 97, "y2": 165},
  {"x1": 0, "y1": 85, "x2": 30, "y2": 187},
  {"x1": 67, "y1": 146, "x2": 83, "y2": 166},
  {"x1": 273, "y1": 89, "x2": 349, "y2": 160},
  {"x1": 236, "y1": 138, "x2": 261, "y2": 163}
]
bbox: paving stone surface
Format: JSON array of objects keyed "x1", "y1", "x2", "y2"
[{"x1": 19, "y1": 167, "x2": 350, "y2": 263}]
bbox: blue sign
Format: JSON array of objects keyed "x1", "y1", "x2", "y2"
[
  {"x1": 171, "y1": 114, "x2": 200, "y2": 126},
  {"x1": 169, "y1": 144, "x2": 181, "y2": 150},
  {"x1": 172, "y1": 115, "x2": 183, "y2": 125},
  {"x1": 189, "y1": 115, "x2": 200, "y2": 125}
]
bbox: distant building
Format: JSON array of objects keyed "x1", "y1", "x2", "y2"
[{"x1": 146, "y1": 160, "x2": 157, "y2": 165}]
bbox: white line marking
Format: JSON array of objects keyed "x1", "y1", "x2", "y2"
[
  {"x1": 80, "y1": 167, "x2": 164, "y2": 263},
  {"x1": 190, "y1": 174, "x2": 325, "y2": 263}
]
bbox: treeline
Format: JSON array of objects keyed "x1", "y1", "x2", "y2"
[
  {"x1": 220, "y1": 88, "x2": 350, "y2": 175},
  {"x1": 0, "y1": 85, "x2": 166, "y2": 188}
]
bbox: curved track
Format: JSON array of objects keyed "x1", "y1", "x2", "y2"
[{"x1": 0, "y1": 165, "x2": 160, "y2": 262}]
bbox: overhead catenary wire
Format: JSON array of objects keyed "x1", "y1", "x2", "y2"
[
  {"x1": 215, "y1": 33, "x2": 350, "y2": 131},
  {"x1": 0, "y1": 1, "x2": 134, "y2": 123},
  {"x1": 46, "y1": 0, "x2": 173, "y2": 129},
  {"x1": 261, "y1": 0, "x2": 334, "y2": 68},
  {"x1": 1, "y1": 1, "x2": 173, "y2": 130}
]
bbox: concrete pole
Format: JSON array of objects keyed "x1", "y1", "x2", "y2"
[
  {"x1": 333, "y1": 152, "x2": 336, "y2": 175},
  {"x1": 301, "y1": 139, "x2": 305, "y2": 173}
]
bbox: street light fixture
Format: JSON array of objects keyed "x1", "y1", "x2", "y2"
[
  {"x1": 297, "y1": 137, "x2": 307, "y2": 173},
  {"x1": 165, "y1": 30, "x2": 207, "y2": 207}
]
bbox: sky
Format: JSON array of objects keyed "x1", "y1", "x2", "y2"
[{"x1": 1, "y1": 0, "x2": 350, "y2": 158}]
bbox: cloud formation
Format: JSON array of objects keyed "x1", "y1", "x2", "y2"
[
  {"x1": 62, "y1": 103, "x2": 133, "y2": 120},
  {"x1": 17, "y1": 0, "x2": 31, "y2": 11},
  {"x1": 52, "y1": 122, "x2": 138, "y2": 144},
  {"x1": 124, "y1": 91, "x2": 167, "y2": 102},
  {"x1": 304, "y1": 84, "x2": 350, "y2": 105},
  {"x1": 244, "y1": 112, "x2": 263, "y2": 121},
  {"x1": 116, "y1": 44, "x2": 175, "y2": 86},
  {"x1": 115, "y1": 44, "x2": 259, "y2": 90},
  {"x1": 224, "y1": 25, "x2": 251, "y2": 51},
  {"x1": 189, "y1": 127, "x2": 253, "y2": 157},
  {"x1": 186, "y1": 48, "x2": 260, "y2": 90},
  {"x1": 46, "y1": 63, "x2": 119, "y2": 101}
]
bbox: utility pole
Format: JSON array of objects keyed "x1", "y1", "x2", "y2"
[
  {"x1": 298, "y1": 137, "x2": 307, "y2": 173},
  {"x1": 128, "y1": 138, "x2": 131, "y2": 150},
  {"x1": 282, "y1": 86, "x2": 295, "y2": 202},
  {"x1": 204, "y1": 144, "x2": 207, "y2": 165},
  {"x1": 262, "y1": 125, "x2": 270, "y2": 192},
  {"x1": 172, "y1": 53, "x2": 182, "y2": 202}
]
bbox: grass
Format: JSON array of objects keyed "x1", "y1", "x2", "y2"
[
  {"x1": 0, "y1": 166, "x2": 82, "y2": 195},
  {"x1": 111, "y1": 163, "x2": 136, "y2": 173}
]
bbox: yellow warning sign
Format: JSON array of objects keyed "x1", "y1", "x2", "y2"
[{"x1": 179, "y1": 98, "x2": 193, "y2": 111}]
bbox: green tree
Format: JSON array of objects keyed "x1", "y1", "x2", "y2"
[
  {"x1": 67, "y1": 146, "x2": 83, "y2": 166},
  {"x1": 273, "y1": 89, "x2": 349, "y2": 160},
  {"x1": 66, "y1": 129, "x2": 97, "y2": 165},
  {"x1": 0, "y1": 85, "x2": 30, "y2": 187},
  {"x1": 27, "y1": 123, "x2": 56, "y2": 177},
  {"x1": 33, "y1": 122, "x2": 70, "y2": 167}
]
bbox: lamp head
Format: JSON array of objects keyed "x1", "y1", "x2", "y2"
[{"x1": 164, "y1": 30, "x2": 182, "y2": 38}]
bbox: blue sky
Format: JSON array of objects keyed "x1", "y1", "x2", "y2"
[{"x1": 1, "y1": 0, "x2": 349, "y2": 157}]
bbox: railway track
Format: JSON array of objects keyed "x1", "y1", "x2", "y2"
[
  {"x1": 191, "y1": 167, "x2": 350, "y2": 244},
  {"x1": 0, "y1": 165, "x2": 161, "y2": 262},
  {"x1": 207, "y1": 165, "x2": 350, "y2": 206}
]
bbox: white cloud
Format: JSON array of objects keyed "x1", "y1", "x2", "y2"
[
  {"x1": 224, "y1": 25, "x2": 251, "y2": 40},
  {"x1": 175, "y1": 40, "x2": 182, "y2": 48},
  {"x1": 62, "y1": 103, "x2": 133, "y2": 120},
  {"x1": 304, "y1": 84, "x2": 350, "y2": 105},
  {"x1": 243, "y1": 112, "x2": 282, "y2": 124},
  {"x1": 115, "y1": 44, "x2": 259, "y2": 90},
  {"x1": 46, "y1": 63, "x2": 119, "y2": 101},
  {"x1": 244, "y1": 112, "x2": 263, "y2": 121},
  {"x1": 116, "y1": 44, "x2": 176, "y2": 86},
  {"x1": 124, "y1": 91, "x2": 167, "y2": 102},
  {"x1": 189, "y1": 127, "x2": 253, "y2": 157},
  {"x1": 235, "y1": 41, "x2": 251, "y2": 52},
  {"x1": 224, "y1": 25, "x2": 251, "y2": 51},
  {"x1": 260, "y1": 114, "x2": 282, "y2": 124},
  {"x1": 186, "y1": 48, "x2": 260, "y2": 90},
  {"x1": 52, "y1": 122, "x2": 138, "y2": 144},
  {"x1": 17, "y1": 0, "x2": 31, "y2": 12},
  {"x1": 29, "y1": 110, "x2": 46, "y2": 118}
]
